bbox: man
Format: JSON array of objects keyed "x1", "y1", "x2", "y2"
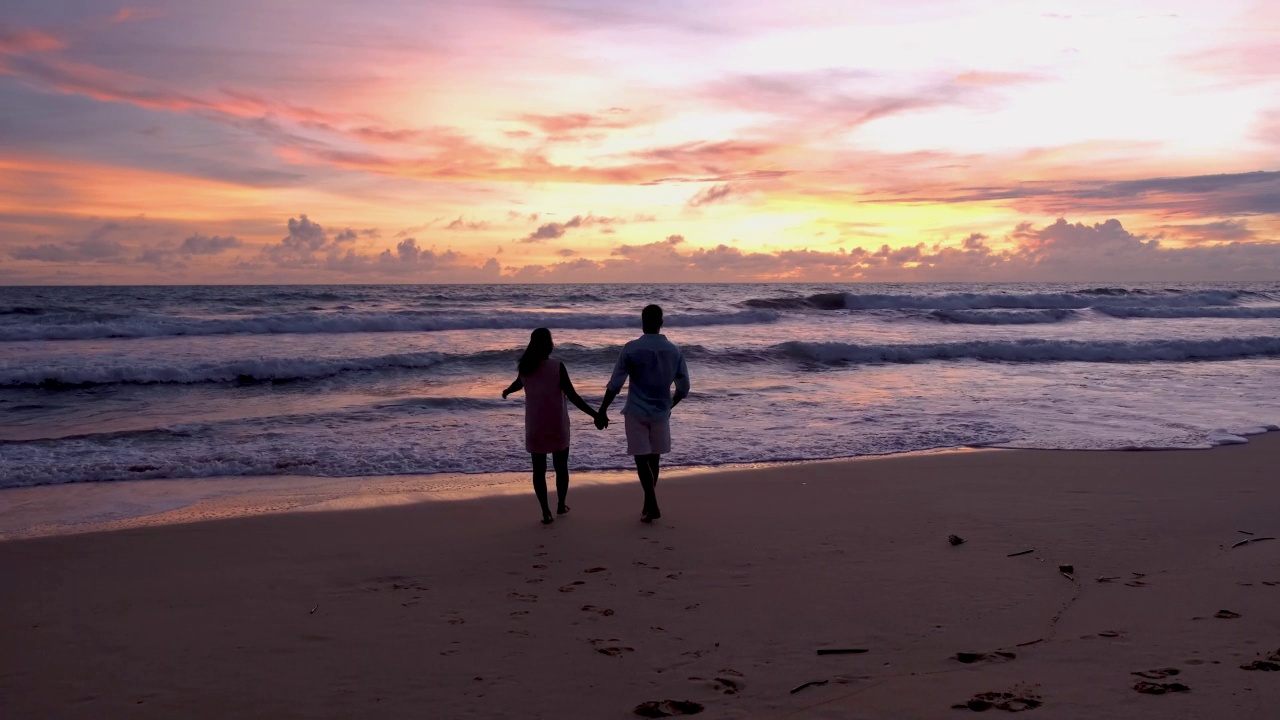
[{"x1": 598, "y1": 304, "x2": 689, "y2": 523}]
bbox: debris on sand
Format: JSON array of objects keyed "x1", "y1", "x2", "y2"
[
  {"x1": 1006, "y1": 549, "x2": 1034, "y2": 557},
  {"x1": 949, "y1": 535, "x2": 967, "y2": 546},
  {"x1": 816, "y1": 648, "x2": 869, "y2": 655},
  {"x1": 634, "y1": 700, "x2": 704, "y2": 717},
  {"x1": 955, "y1": 651, "x2": 1016, "y2": 664},
  {"x1": 1214, "y1": 609, "x2": 1241, "y2": 619},
  {"x1": 790, "y1": 679, "x2": 829, "y2": 694}
]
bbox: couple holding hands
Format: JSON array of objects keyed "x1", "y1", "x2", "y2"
[{"x1": 502, "y1": 304, "x2": 689, "y2": 525}]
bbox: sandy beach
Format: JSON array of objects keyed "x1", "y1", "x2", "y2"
[{"x1": 3, "y1": 437, "x2": 1279, "y2": 719}]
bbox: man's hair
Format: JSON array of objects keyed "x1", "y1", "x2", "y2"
[{"x1": 641, "y1": 304, "x2": 663, "y2": 333}]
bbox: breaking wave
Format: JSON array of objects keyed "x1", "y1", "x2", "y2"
[
  {"x1": 0, "y1": 308, "x2": 779, "y2": 342},
  {"x1": 9, "y1": 335, "x2": 1280, "y2": 388}
]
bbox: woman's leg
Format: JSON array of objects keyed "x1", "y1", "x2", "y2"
[
  {"x1": 531, "y1": 453, "x2": 553, "y2": 523},
  {"x1": 552, "y1": 448, "x2": 570, "y2": 514}
]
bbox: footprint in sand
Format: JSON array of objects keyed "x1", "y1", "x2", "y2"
[
  {"x1": 634, "y1": 700, "x2": 703, "y2": 718},
  {"x1": 364, "y1": 575, "x2": 429, "y2": 593},
  {"x1": 665, "y1": 573, "x2": 681, "y2": 580},
  {"x1": 952, "y1": 687, "x2": 1042, "y2": 712},
  {"x1": 584, "y1": 567, "x2": 608, "y2": 573},
  {"x1": 1133, "y1": 681, "x2": 1190, "y2": 694},
  {"x1": 510, "y1": 610, "x2": 529, "y2": 617},
  {"x1": 1132, "y1": 667, "x2": 1180, "y2": 680},
  {"x1": 532, "y1": 564, "x2": 547, "y2": 569},
  {"x1": 558, "y1": 581, "x2": 586, "y2": 593},
  {"x1": 507, "y1": 592, "x2": 538, "y2": 603},
  {"x1": 581, "y1": 605, "x2": 615, "y2": 617},
  {"x1": 589, "y1": 638, "x2": 634, "y2": 657},
  {"x1": 955, "y1": 651, "x2": 1016, "y2": 664},
  {"x1": 1240, "y1": 648, "x2": 1280, "y2": 671},
  {"x1": 689, "y1": 669, "x2": 743, "y2": 695}
]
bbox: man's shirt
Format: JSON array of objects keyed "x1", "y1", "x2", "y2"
[{"x1": 606, "y1": 333, "x2": 690, "y2": 421}]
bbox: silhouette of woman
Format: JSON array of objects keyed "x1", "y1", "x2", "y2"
[{"x1": 502, "y1": 328, "x2": 603, "y2": 524}]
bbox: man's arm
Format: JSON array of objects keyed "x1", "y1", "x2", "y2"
[
  {"x1": 671, "y1": 351, "x2": 690, "y2": 407},
  {"x1": 599, "y1": 348, "x2": 629, "y2": 416},
  {"x1": 501, "y1": 376, "x2": 524, "y2": 399}
]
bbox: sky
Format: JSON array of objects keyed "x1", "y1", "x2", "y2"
[{"x1": 1, "y1": 0, "x2": 1278, "y2": 284}]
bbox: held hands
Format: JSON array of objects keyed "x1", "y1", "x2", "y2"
[{"x1": 594, "y1": 411, "x2": 609, "y2": 430}]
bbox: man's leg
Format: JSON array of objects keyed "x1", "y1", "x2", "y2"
[
  {"x1": 531, "y1": 453, "x2": 553, "y2": 523},
  {"x1": 552, "y1": 448, "x2": 570, "y2": 514},
  {"x1": 635, "y1": 454, "x2": 659, "y2": 521}
]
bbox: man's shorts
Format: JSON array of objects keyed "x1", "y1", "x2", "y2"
[{"x1": 624, "y1": 414, "x2": 671, "y2": 455}]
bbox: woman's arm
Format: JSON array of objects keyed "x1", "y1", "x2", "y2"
[
  {"x1": 502, "y1": 376, "x2": 524, "y2": 399},
  {"x1": 559, "y1": 364, "x2": 599, "y2": 420}
]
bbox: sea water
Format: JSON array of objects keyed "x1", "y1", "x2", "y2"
[{"x1": 2, "y1": 282, "x2": 1279, "y2": 488}]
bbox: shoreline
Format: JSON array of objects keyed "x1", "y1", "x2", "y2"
[
  {"x1": 0, "y1": 444, "x2": 992, "y2": 541},
  {"x1": 2, "y1": 432, "x2": 1278, "y2": 718},
  {"x1": 5, "y1": 424, "x2": 1276, "y2": 541}
]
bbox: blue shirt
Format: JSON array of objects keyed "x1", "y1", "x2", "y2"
[{"x1": 606, "y1": 333, "x2": 690, "y2": 421}]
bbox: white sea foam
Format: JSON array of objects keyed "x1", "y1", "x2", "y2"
[
  {"x1": 777, "y1": 336, "x2": 1280, "y2": 364},
  {"x1": 0, "y1": 309, "x2": 779, "y2": 342}
]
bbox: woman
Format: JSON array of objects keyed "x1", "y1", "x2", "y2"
[{"x1": 502, "y1": 328, "x2": 602, "y2": 524}]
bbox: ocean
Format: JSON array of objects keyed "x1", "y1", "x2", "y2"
[{"x1": 2, "y1": 282, "x2": 1279, "y2": 490}]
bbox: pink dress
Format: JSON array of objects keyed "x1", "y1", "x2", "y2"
[{"x1": 521, "y1": 357, "x2": 571, "y2": 453}]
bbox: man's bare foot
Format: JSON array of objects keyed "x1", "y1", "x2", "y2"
[{"x1": 557, "y1": 505, "x2": 570, "y2": 515}]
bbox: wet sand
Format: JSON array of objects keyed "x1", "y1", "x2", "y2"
[{"x1": 3, "y1": 436, "x2": 1279, "y2": 718}]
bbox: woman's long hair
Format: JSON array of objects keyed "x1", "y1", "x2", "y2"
[{"x1": 517, "y1": 328, "x2": 553, "y2": 376}]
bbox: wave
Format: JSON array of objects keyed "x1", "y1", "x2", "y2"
[
  {"x1": 777, "y1": 336, "x2": 1280, "y2": 365},
  {"x1": 743, "y1": 289, "x2": 1247, "y2": 312},
  {"x1": 0, "y1": 352, "x2": 447, "y2": 388},
  {"x1": 1093, "y1": 305, "x2": 1280, "y2": 319},
  {"x1": 930, "y1": 308, "x2": 1077, "y2": 325},
  {"x1": 9, "y1": 335, "x2": 1280, "y2": 389},
  {"x1": 0, "y1": 308, "x2": 779, "y2": 342}
]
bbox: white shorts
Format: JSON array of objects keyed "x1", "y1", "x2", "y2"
[{"x1": 624, "y1": 414, "x2": 671, "y2": 455}]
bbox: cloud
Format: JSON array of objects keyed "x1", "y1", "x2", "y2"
[
  {"x1": 517, "y1": 109, "x2": 639, "y2": 140},
  {"x1": 109, "y1": 7, "x2": 167, "y2": 24},
  {"x1": 445, "y1": 216, "x2": 490, "y2": 231},
  {"x1": 261, "y1": 215, "x2": 362, "y2": 266},
  {"x1": 504, "y1": 218, "x2": 1280, "y2": 282},
  {"x1": 243, "y1": 215, "x2": 498, "y2": 280},
  {"x1": 1159, "y1": 220, "x2": 1254, "y2": 243},
  {"x1": 9, "y1": 222, "x2": 127, "y2": 262},
  {"x1": 178, "y1": 233, "x2": 243, "y2": 254},
  {"x1": 686, "y1": 183, "x2": 735, "y2": 207},
  {"x1": 0, "y1": 27, "x2": 65, "y2": 54},
  {"x1": 882, "y1": 170, "x2": 1280, "y2": 218},
  {"x1": 516, "y1": 213, "x2": 623, "y2": 243}
]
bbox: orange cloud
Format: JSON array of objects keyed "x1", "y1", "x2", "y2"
[{"x1": 0, "y1": 27, "x2": 65, "y2": 54}]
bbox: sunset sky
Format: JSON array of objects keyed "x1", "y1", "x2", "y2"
[{"x1": 1, "y1": 0, "x2": 1277, "y2": 283}]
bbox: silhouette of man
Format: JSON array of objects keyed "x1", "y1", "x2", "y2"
[{"x1": 598, "y1": 304, "x2": 689, "y2": 522}]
